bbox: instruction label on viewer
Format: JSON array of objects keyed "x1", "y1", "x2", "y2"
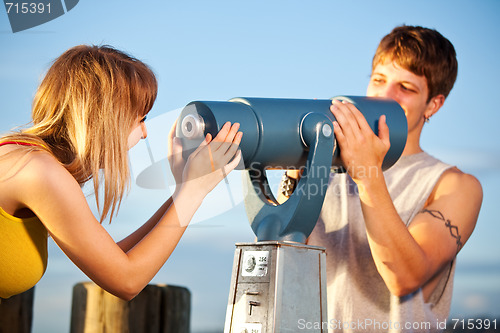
[{"x1": 241, "y1": 251, "x2": 269, "y2": 277}]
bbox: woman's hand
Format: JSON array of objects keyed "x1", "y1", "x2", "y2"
[
  {"x1": 169, "y1": 121, "x2": 243, "y2": 196},
  {"x1": 168, "y1": 123, "x2": 186, "y2": 186},
  {"x1": 330, "y1": 99, "x2": 390, "y2": 184}
]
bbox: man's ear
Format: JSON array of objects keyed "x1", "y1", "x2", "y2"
[{"x1": 425, "y1": 94, "x2": 445, "y2": 119}]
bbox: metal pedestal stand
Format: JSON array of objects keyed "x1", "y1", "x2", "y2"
[{"x1": 224, "y1": 241, "x2": 327, "y2": 333}]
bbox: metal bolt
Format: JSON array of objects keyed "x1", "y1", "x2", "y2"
[{"x1": 322, "y1": 123, "x2": 332, "y2": 137}]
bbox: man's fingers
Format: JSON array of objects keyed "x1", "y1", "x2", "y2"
[
  {"x1": 332, "y1": 120, "x2": 346, "y2": 147},
  {"x1": 342, "y1": 101, "x2": 372, "y2": 133},
  {"x1": 331, "y1": 101, "x2": 357, "y2": 140},
  {"x1": 378, "y1": 115, "x2": 391, "y2": 148}
]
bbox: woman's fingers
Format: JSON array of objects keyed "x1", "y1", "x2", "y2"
[
  {"x1": 211, "y1": 122, "x2": 241, "y2": 154},
  {"x1": 167, "y1": 122, "x2": 177, "y2": 162},
  {"x1": 210, "y1": 127, "x2": 243, "y2": 168},
  {"x1": 222, "y1": 131, "x2": 243, "y2": 161},
  {"x1": 210, "y1": 122, "x2": 232, "y2": 150},
  {"x1": 208, "y1": 122, "x2": 241, "y2": 161},
  {"x1": 190, "y1": 133, "x2": 211, "y2": 159},
  {"x1": 168, "y1": 123, "x2": 184, "y2": 172},
  {"x1": 171, "y1": 137, "x2": 184, "y2": 160},
  {"x1": 223, "y1": 149, "x2": 243, "y2": 174},
  {"x1": 187, "y1": 122, "x2": 243, "y2": 175}
]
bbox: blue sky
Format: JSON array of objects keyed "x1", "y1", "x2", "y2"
[{"x1": 1, "y1": 1, "x2": 500, "y2": 332}]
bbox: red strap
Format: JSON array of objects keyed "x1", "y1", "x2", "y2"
[{"x1": 0, "y1": 141, "x2": 46, "y2": 148}]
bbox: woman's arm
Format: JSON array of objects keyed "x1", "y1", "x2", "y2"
[
  {"x1": 117, "y1": 122, "x2": 243, "y2": 252},
  {"x1": 116, "y1": 196, "x2": 174, "y2": 252},
  {"x1": 18, "y1": 123, "x2": 242, "y2": 300}
]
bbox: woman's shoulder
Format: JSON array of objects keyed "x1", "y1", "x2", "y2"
[
  {"x1": 0, "y1": 146, "x2": 78, "y2": 216},
  {"x1": 0, "y1": 146, "x2": 72, "y2": 189}
]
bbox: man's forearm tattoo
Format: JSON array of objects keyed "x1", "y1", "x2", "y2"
[{"x1": 420, "y1": 209, "x2": 463, "y2": 254}]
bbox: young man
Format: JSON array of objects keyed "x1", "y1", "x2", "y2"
[{"x1": 282, "y1": 25, "x2": 482, "y2": 332}]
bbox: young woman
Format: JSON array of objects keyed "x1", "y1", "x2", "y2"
[{"x1": 0, "y1": 45, "x2": 243, "y2": 300}]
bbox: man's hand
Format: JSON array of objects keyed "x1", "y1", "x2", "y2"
[{"x1": 330, "y1": 99, "x2": 390, "y2": 184}]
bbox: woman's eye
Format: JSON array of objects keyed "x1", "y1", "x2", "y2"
[{"x1": 140, "y1": 116, "x2": 147, "y2": 123}]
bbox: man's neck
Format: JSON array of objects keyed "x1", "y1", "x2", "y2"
[
  {"x1": 401, "y1": 131, "x2": 424, "y2": 156},
  {"x1": 402, "y1": 145, "x2": 424, "y2": 156}
]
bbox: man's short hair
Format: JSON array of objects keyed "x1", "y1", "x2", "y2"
[{"x1": 372, "y1": 25, "x2": 458, "y2": 101}]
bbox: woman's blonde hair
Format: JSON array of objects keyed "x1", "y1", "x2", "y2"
[{"x1": 2, "y1": 45, "x2": 157, "y2": 222}]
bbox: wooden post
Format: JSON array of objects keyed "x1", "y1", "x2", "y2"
[
  {"x1": 70, "y1": 282, "x2": 190, "y2": 333},
  {"x1": 0, "y1": 287, "x2": 35, "y2": 333}
]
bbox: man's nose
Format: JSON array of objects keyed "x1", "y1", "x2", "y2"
[{"x1": 376, "y1": 84, "x2": 398, "y2": 100}]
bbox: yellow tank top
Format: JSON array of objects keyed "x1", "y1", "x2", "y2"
[{"x1": 0, "y1": 207, "x2": 48, "y2": 299}]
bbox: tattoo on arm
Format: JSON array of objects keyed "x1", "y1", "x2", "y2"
[{"x1": 420, "y1": 209, "x2": 463, "y2": 254}]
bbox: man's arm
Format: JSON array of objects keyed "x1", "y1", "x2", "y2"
[
  {"x1": 358, "y1": 166, "x2": 481, "y2": 296},
  {"x1": 277, "y1": 170, "x2": 301, "y2": 204},
  {"x1": 330, "y1": 100, "x2": 482, "y2": 296}
]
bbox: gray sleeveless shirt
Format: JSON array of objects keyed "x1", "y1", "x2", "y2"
[{"x1": 309, "y1": 152, "x2": 454, "y2": 332}]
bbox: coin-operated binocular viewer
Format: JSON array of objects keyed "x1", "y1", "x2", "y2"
[{"x1": 176, "y1": 97, "x2": 407, "y2": 333}]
